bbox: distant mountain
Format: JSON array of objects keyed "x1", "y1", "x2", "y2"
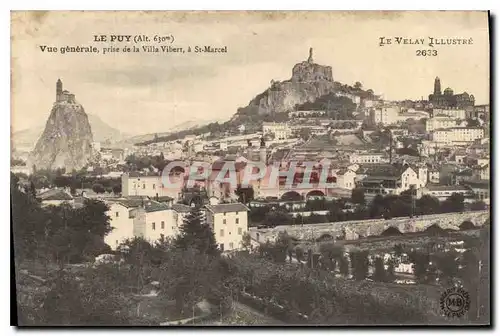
[
  {"x1": 87, "y1": 114, "x2": 131, "y2": 144},
  {"x1": 12, "y1": 114, "x2": 130, "y2": 152},
  {"x1": 122, "y1": 119, "x2": 223, "y2": 145}
]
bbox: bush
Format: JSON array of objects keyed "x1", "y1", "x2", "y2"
[{"x1": 221, "y1": 254, "x2": 446, "y2": 325}]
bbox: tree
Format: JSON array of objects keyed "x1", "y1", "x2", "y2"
[
  {"x1": 470, "y1": 201, "x2": 486, "y2": 211},
  {"x1": 45, "y1": 199, "x2": 113, "y2": 265},
  {"x1": 235, "y1": 186, "x2": 254, "y2": 204},
  {"x1": 466, "y1": 118, "x2": 480, "y2": 127},
  {"x1": 36, "y1": 265, "x2": 152, "y2": 326},
  {"x1": 119, "y1": 237, "x2": 156, "y2": 289},
  {"x1": 92, "y1": 183, "x2": 105, "y2": 194},
  {"x1": 441, "y1": 193, "x2": 465, "y2": 213},
  {"x1": 299, "y1": 128, "x2": 311, "y2": 141},
  {"x1": 409, "y1": 251, "x2": 434, "y2": 284},
  {"x1": 434, "y1": 252, "x2": 459, "y2": 286},
  {"x1": 241, "y1": 232, "x2": 252, "y2": 251},
  {"x1": 354, "y1": 81, "x2": 363, "y2": 90},
  {"x1": 386, "y1": 259, "x2": 396, "y2": 283},
  {"x1": 174, "y1": 206, "x2": 219, "y2": 256},
  {"x1": 249, "y1": 206, "x2": 270, "y2": 224},
  {"x1": 159, "y1": 248, "x2": 222, "y2": 316},
  {"x1": 393, "y1": 243, "x2": 404, "y2": 256},
  {"x1": 351, "y1": 187, "x2": 366, "y2": 205},
  {"x1": 274, "y1": 231, "x2": 294, "y2": 263},
  {"x1": 11, "y1": 173, "x2": 46, "y2": 260},
  {"x1": 416, "y1": 195, "x2": 440, "y2": 215},
  {"x1": 74, "y1": 199, "x2": 112, "y2": 237},
  {"x1": 54, "y1": 175, "x2": 72, "y2": 188},
  {"x1": 112, "y1": 184, "x2": 122, "y2": 195},
  {"x1": 339, "y1": 255, "x2": 350, "y2": 277},
  {"x1": 263, "y1": 209, "x2": 293, "y2": 228},
  {"x1": 369, "y1": 195, "x2": 385, "y2": 218},
  {"x1": 319, "y1": 243, "x2": 344, "y2": 272},
  {"x1": 372, "y1": 257, "x2": 387, "y2": 282},
  {"x1": 350, "y1": 250, "x2": 369, "y2": 281},
  {"x1": 295, "y1": 246, "x2": 304, "y2": 263}
]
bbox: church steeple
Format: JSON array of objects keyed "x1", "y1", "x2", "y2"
[{"x1": 307, "y1": 47, "x2": 314, "y2": 63}]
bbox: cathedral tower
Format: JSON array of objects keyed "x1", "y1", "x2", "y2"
[{"x1": 433, "y1": 76, "x2": 441, "y2": 96}]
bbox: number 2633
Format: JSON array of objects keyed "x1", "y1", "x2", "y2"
[{"x1": 416, "y1": 50, "x2": 438, "y2": 56}]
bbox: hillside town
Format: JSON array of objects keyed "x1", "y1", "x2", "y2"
[{"x1": 12, "y1": 48, "x2": 490, "y2": 325}]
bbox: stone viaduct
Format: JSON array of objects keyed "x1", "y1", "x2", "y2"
[{"x1": 249, "y1": 210, "x2": 489, "y2": 243}]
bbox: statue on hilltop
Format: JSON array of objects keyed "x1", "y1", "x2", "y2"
[
  {"x1": 307, "y1": 47, "x2": 314, "y2": 63},
  {"x1": 291, "y1": 47, "x2": 333, "y2": 83}
]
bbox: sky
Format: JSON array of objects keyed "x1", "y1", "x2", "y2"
[{"x1": 11, "y1": 11, "x2": 490, "y2": 135}]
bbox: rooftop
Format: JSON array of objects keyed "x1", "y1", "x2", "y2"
[
  {"x1": 205, "y1": 203, "x2": 250, "y2": 214},
  {"x1": 37, "y1": 189, "x2": 74, "y2": 201},
  {"x1": 463, "y1": 180, "x2": 490, "y2": 189},
  {"x1": 358, "y1": 163, "x2": 411, "y2": 178},
  {"x1": 126, "y1": 171, "x2": 162, "y2": 178},
  {"x1": 144, "y1": 201, "x2": 170, "y2": 213},
  {"x1": 115, "y1": 198, "x2": 146, "y2": 209},
  {"x1": 171, "y1": 203, "x2": 192, "y2": 213},
  {"x1": 426, "y1": 184, "x2": 471, "y2": 191}
]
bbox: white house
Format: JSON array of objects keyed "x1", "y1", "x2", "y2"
[
  {"x1": 121, "y1": 172, "x2": 183, "y2": 200},
  {"x1": 395, "y1": 263, "x2": 414, "y2": 274},
  {"x1": 356, "y1": 164, "x2": 420, "y2": 196},
  {"x1": 105, "y1": 200, "x2": 142, "y2": 250},
  {"x1": 131, "y1": 201, "x2": 179, "y2": 243},
  {"x1": 422, "y1": 185, "x2": 474, "y2": 201},
  {"x1": 349, "y1": 152, "x2": 387, "y2": 164},
  {"x1": 205, "y1": 203, "x2": 249, "y2": 252},
  {"x1": 431, "y1": 127, "x2": 484, "y2": 144},
  {"x1": 262, "y1": 122, "x2": 291, "y2": 140},
  {"x1": 370, "y1": 106, "x2": 400, "y2": 125},
  {"x1": 426, "y1": 116, "x2": 458, "y2": 132},
  {"x1": 11, "y1": 165, "x2": 31, "y2": 175},
  {"x1": 335, "y1": 168, "x2": 357, "y2": 190},
  {"x1": 433, "y1": 108, "x2": 466, "y2": 120},
  {"x1": 104, "y1": 198, "x2": 199, "y2": 250}
]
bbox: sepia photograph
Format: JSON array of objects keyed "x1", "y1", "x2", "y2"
[{"x1": 10, "y1": 10, "x2": 491, "y2": 326}]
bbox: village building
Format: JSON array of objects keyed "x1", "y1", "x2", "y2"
[{"x1": 205, "y1": 203, "x2": 249, "y2": 252}]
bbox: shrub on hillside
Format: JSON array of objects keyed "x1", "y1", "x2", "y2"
[{"x1": 220, "y1": 254, "x2": 446, "y2": 325}]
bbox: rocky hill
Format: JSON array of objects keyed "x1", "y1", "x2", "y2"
[
  {"x1": 235, "y1": 48, "x2": 336, "y2": 117},
  {"x1": 136, "y1": 49, "x2": 376, "y2": 146},
  {"x1": 29, "y1": 83, "x2": 94, "y2": 171}
]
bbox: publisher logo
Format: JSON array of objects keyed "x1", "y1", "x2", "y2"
[{"x1": 440, "y1": 287, "x2": 470, "y2": 318}]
